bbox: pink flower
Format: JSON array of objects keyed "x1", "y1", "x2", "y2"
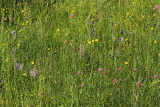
[
  {"x1": 133, "y1": 67, "x2": 138, "y2": 72},
  {"x1": 102, "y1": 71, "x2": 107, "y2": 75},
  {"x1": 136, "y1": 81, "x2": 142, "y2": 86},
  {"x1": 29, "y1": 69, "x2": 38, "y2": 77},
  {"x1": 76, "y1": 71, "x2": 81, "y2": 75},
  {"x1": 81, "y1": 83, "x2": 85, "y2": 87},
  {"x1": 69, "y1": 14, "x2": 75, "y2": 18},
  {"x1": 112, "y1": 79, "x2": 119, "y2": 84},
  {"x1": 153, "y1": 5, "x2": 160, "y2": 10},
  {"x1": 117, "y1": 67, "x2": 122, "y2": 71},
  {"x1": 98, "y1": 68, "x2": 103, "y2": 72},
  {"x1": 153, "y1": 75, "x2": 159, "y2": 79}
]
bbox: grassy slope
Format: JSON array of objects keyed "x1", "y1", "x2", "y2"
[{"x1": 0, "y1": 0, "x2": 160, "y2": 106}]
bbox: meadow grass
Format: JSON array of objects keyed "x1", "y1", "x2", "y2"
[{"x1": 0, "y1": 0, "x2": 160, "y2": 106}]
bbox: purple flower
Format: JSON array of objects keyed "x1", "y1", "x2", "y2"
[
  {"x1": 98, "y1": 68, "x2": 103, "y2": 72},
  {"x1": 90, "y1": 21, "x2": 93, "y2": 24},
  {"x1": 29, "y1": 69, "x2": 38, "y2": 77}
]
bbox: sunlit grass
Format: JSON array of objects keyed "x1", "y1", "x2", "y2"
[{"x1": 0, "y1": 0, "x2": 160, "y2": 106}]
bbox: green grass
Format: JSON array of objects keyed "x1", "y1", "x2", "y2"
[{"x1": 0, "y1": 0, "x2": 160, "y2": 106}]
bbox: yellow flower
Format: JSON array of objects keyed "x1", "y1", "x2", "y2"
[
  {"x1": 51, "y1": 96, "x2": 56, "y2": 99},
  {"x1": 123, "y1": 20, "x2": 127, "y2": 22},
  {"x1": 154, "y1": 40, "x2": 157, "y2": 44},
  {"x1": 125, "y1": 39, "x2": 128, "y2": 41},
  {"x1": 26, "y1": 21, "x2": 29, "y2": 24},
  {"x1": 56, "y1": 29, "x2": 60, "y2": 32},
  {"x1": 92, "y1": 40, "x2": 95, "y2": 42},
  {"x1": 21, "y1": 10, "x2": 25, "y2": 13},
  {"x1": 126, "y1": 12, "x2": 130, "y2": 15},
  {"x1": 65, "y1": 34, "x2": 68, "y2": 36},
  {"x1": 1, "y1": 43, "x2": 5, "y2": 46},
  {"x1": 114, "y1": 24, "x2": 117, "y2": 27},
  {"x1": 150, "y1": 28, "x2": 154, "y2": 30},
  {"x1": 47, "y1": 48, "x2": 51, "y2": 51},
  {"x1": 22, "y1": 73, "x2": 27, "y2": 76},
  {"x1": 95, "y1": 39, "x2": 98, "y2": 42},
  {"x1": 2, "y1": 49, "x2": 4, "y2": 52},
  {"x1": 141, "y1": 15, "x2": 145, "y2": 18},
  {"x1": 17, "y1": 44, "x2": 20, "y2": 47},
  {"x1": 125, "y1": 62, "x2": 128, "y2": 65},
  {"x1": 31, "y1": 61, "x2": 34, "y2": 65},
  {"x1": 158, "y1": 53, "x2": 160, "y2": 56},
  {"x1": 109, "y1": 93, "x2": 112, "y2": 96},
  {"x1": 5, "y1": 59, "x2": 9, "y2": 62},
  {"x1": 88, "y1": 41, "x2": 92, "y2": 44}
]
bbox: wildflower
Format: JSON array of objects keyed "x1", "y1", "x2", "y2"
[
  {"x1": 151, "y1": 28, "x2": 154, "y2": 30},
  {"x1": 17, "y1": 44, "x2": 20, "y2": 47},
  {"x1": 117, "y1": 67, "x2": 122, "y2": 71},
  {"x1": 65, "y1": 34, "x2": 68, "y2": 36},
  {"x1": 76, "y1": 71, "x2": 81, "y2": 75},
  {"x1": 25, "y1": 21, "x2": 29, "y2": 24},
  {"x1": 21, "y1": 10, "x2": 25, "y2": 13},
  {"x1": 1, "y1": 17, "x2": 7, "y2": 21},
  {"x1": 158, "y1": 53, "x2": 160, "y2": 56},
  {"x1": 102, "y1": 71, "x2": 107, "y2": 75},
  {"x1": 47, "y1": 48, "x2": 51, "y2": 51},
  {"x1": 120, "y1": 37, "x2": 124, "y2": 43},
  {"x1": 11, "y1": 30, "x2": 17, "y2": 37},
  {"x1": 109, "y1": 93, "x2": 112, "y2": 96},
  {"x1": 91, "y1": 40, "x2": 95, "y2": 42},
  {"x1": 126, "y1": 12, "x2": 130, "y2": 15},
  {"x1": 29, "y1": 69, "x2": 38, "y2": 77},
  {"x1": 12, "y1": 47, "x2": 18, "y2": 54},
  {"x1": 22, "y1": 73, "x2": 27, "y2": 76},
  {"x1": 133, "y1": 67, "x2": 138, "y2": 72},
  {"x1": 88, "y1": 41, "x2": 91, "y2": 44},
  {"x1": 136, "y1": 81, "x2": 142, "y2": 86},
  {"x1": 31, "y1": 61, "x2": 34, "y2": 65},
  {"x1": 95, "y1": 39, "x2": 98, "y2": 42},
  {"x1": 112, "y1": 79, "x2": 119, "y2": 84},
  {"x1": 5, "y1": 59, "x2": 9, "y2": 62},
  {"x1": 98, "y1": 68, "x2": 103, "y2": 72},
  {"x1": 16, "y1": 61, "x2": 24, "y2": 71},
  {"x1": 69, "y1": 14, "x2": 75, "y2": 18},
  {"x1": 51, "y1": 96, "x2": 56, "y2": 99},
  {"x1": 56, "y1": 29, "x2": 60, "y2": 32},
  {"x1": 121, "y1": 30, "x2": 124, "y2": 34},
  {"x1": 125, "y1": 39, "x2": 128, "y2": 41},
  {"x1": 125, "y1": 62, "x2": 128, "y2": 65},
  {"x1": 1, "y1": 49, "x2": 4, "y2": 52},
  {"x1": 154, "y1": 40, "x2": 157, "y2": 44},
  {"x1": 90, "y1": 21, "x2": 93, "y2": 24},
  {"x1": 81, "y1": 83, "x2": 85, "y2": 87},
  {"x1": 154, "y1": 75, "x2": 159, "y2": 79},
  {"x1": 153, "y1": 5, "x2": 160, "y2": 10}
]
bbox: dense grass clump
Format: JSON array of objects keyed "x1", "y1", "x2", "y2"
[{"x1": 0, "y1": 0, "x2": 160, "y2": 106}]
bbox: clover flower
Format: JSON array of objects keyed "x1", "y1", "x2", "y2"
[{"x1": 29, "y1": 69, "x2": 38, "y2": 77}]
